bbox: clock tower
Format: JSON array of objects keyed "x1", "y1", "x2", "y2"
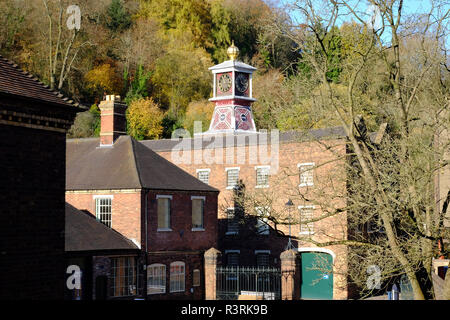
[{"x1": 202, "y1": 42, "x2": 257, "y2": 135}]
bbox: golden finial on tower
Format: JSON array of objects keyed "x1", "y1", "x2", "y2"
[{"x1": 227, "y1": 41, "x2": 239, "y2": 61}]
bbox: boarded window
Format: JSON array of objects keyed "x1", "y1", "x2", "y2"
[
  {"x1": 157, "y1": 197, "x2": 171, "y2": 229},
  {"x1": 193, "y1": 269, "x2": 201, "y2": 287},
  {"x1": 192, "y1": 198, "x2": 204, "y2": 229}
]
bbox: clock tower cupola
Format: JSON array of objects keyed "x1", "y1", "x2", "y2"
[{"x1": 203, "y1": 42, "x2": 257, "y2": 134}]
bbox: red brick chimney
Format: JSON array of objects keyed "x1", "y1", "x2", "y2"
[{"x1": 99, "y1": 95, "x2": 127, "y2": 146}]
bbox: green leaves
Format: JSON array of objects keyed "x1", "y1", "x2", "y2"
[{"x1": 105, "y1": 0, "x2": 132, "y2": 33}]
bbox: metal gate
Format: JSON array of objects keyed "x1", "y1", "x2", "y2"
[{"x1": 216, "y1": 266, "x2": 281, "y2": 300}]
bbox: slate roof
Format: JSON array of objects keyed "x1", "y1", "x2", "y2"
[
  {"x1": 65, "y1": 203, "x2": 139, "y2": 252},
  {"x1": 0, "y1": 55, "x2": 80, "y2": 108},
  {"x1": 141, "y1": 126, "x2": 347, "y2": 152},
  {"x1": 66, "y1": 135, "x2": 219, "y2": 192}
]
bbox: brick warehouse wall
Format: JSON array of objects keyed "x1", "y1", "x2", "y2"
[
  {"x1": 144, "y1": 190, "x2": 218, "y2": 299},
  {"x1": 66, "y1": 190, "x2": 142, "y2": 246},
  {"x1": 67, "y1": 189, "x2": 218, "y2": 299},
  {"x1": 145, "y1": 190, "x2": 218, "y2": 252},
  {"x1": 153, "y1": 136, "x2": 349, "y2": 299},
  {"x1": 0, "y1": 124, "x2": 67, "y2": 299},
  {"x1": 146, "y1": 252, "x2": 205, "y2": 300}
]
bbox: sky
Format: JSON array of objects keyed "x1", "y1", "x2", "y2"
[{"x1": 275, "y1": 0, "x2": 448, "y2": 45}]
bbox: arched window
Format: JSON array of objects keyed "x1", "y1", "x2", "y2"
[
  {"x1": 147, "y1": 264, "x2": 166, "y2": 294},
  {"x1": 170, "y1": 261, "x2": 185, "y2": 293}
]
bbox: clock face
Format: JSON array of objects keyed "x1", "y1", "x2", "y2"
[
  {"x1": 235, "y1": 73, "x2": 249, "y2": 95},
  {"x1": 218, "y1": 73, "x2": 232, "y2": 94}
]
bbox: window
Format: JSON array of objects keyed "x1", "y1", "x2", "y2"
[
  {"x1": 192, "y1": 196, "x2": 205, "y2": 230},
  {"x1": 226, "y1": 208, "x2": 239, "y2": 235},
  {"x1": 226, "y1": 167, "x2": 239, "y2": 189},
  {"x1": 255, "y1": 207, "x2": 270, "y2": 235},
  {"x1": 192, "y1": 269, "x2": 201, "y2": 287},
  {"x1": 147, "y1": 264, "x2": 166, "y2": 295},
  {"x1": 170, "y1": 262, "x2": 185, "y2": 293},
  {"x1": 298, "y1": 206, "x2": 314, "y2": 234},
  {"x1": 255, "y1": 251, "x2": 270, "y2": 267},
  {"x1": 226, "y1": 251, "x2": 240, "y2": 267},
  {"x1": 94, "y1": 196, "x2": 113, "y2": 227},
  {"x1": 157, "y1": 195, "x2": 172, "y2": 231},
  {"x1": 197, "y1": 169, "x2": 210, "y2": 185},
  {"x1": 109, "y1": 257, "x2": 136, "y2": 297},
  {"x1": 255, "y1": 166, "x2": 270, "y2": 187},
  {"x1": 298, "y1": 163, "x2": 315, "y2": 187}
]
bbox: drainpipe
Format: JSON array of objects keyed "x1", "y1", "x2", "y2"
[{"x1": 144, "y1": 189, "x2": 149, "y2": 300}]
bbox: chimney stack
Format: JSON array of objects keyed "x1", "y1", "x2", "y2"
[{"x1": 99, "y1": 95, "x2": 127, "y2": 146}]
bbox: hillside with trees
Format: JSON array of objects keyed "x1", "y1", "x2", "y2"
[{"x1": 0, "y1": 0, "x2": 301, "y2": 139}]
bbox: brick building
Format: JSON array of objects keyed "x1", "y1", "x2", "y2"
[
  {"x1": 141, "y1": 46, "x2": 350, "y2": 299},
  {"x1": 65, "y1": 95, "x2": 219, "y2": 300},
  {"x1": 65, "y1": 203, "x2": 141, "y2": 300},
  {"x1": 0, "y1": 56, "x2": 80, "y2": 299}
]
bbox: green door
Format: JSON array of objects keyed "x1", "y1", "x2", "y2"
[{"x1": 300, "y1": 252, "x2": 333, "y2": 300}]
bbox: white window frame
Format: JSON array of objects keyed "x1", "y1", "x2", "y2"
[
  {"x1": 255, "y1": 165, "x2": 270, "y2": 188},
  {"x1": 226, "y1": 207, "x2": 239, "y2": 235},
  {"x1": 225, "y1": 167, "x2": 240, "y2": 189},
  {"x1": 255, "y1": 206, "x2": 270, "y2": 235},
  {"x1": 196, "y1": 168, "x2": 211, "y2": 185},
  {"x1": 191, "y1": 196, "x2": 206, "y2": 231},
  {"x1": 157, "y1": 195, "x2": 173, "y2": 232},
  {"x1": 147, "y1": 264, "x2": 166, "y2": 295},
  {"x1": 93, "y1": 195, "x2": 113, "y2": 228},
  {"x1": 169, "y1": 261, "x2": 185, "y2": 293},
  {"x1": 298, "y1": 162, "x2": 315, "y2": 187},
  {"x1": 298, "y1": 205, "x2": 315, "y2": 235}
]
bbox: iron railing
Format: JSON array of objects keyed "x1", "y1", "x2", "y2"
[{"x1": 216, "y1": 266, "x2": 281, "y2": 300}]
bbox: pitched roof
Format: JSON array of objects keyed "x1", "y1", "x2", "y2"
[
  {"x1": 66, "y1": 135, "x2": 219, "y2": 192},
  {"x1": 0, "y1": 55, "x2": 80, "y2": 108},
  {"x1": 65, "y1": 202, "x2": 139, "y2": 252},
  {"x1": 209, "y1": 59, "x2": 257, "y2": 72},
  {"x1": 141, "y1": 126, "x2": 347, "y2": 152}
]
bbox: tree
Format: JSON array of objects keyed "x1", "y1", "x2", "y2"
[
  {"x1": 105, "y1": 0, "x2": 132, "y2": 33},
  {"x1": 151, "y1": 41, "x2": 212, "y2": 119},
  {"x1": 126, "y1": 97, "x2": 164, "y2": 140},
  {"x1": 67, "y1": 104, "x2": 101, "y2": 138},
  {"x1": 240, "y1": 0, "x2": 450, "y2": 299},
  {"x1": 85, "y1": 62, "x2": 123, "y2": 98},
  {"x1": 182, "y1": 99, "x2": 214, "y2": 134},
  {"x1": 0, "y1": 1, "x2": 25, "y2": 54},
  {"x1": 40, "y1": 0, "x2": 94, "y2": 91}
]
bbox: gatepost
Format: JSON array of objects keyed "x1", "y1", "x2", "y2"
[
  {"x1": 204, "y1": 247, "x2": 222, "y2": 300},
  {"x1": 280, "y1": 249, "x2": 301, "y2": 300}
]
